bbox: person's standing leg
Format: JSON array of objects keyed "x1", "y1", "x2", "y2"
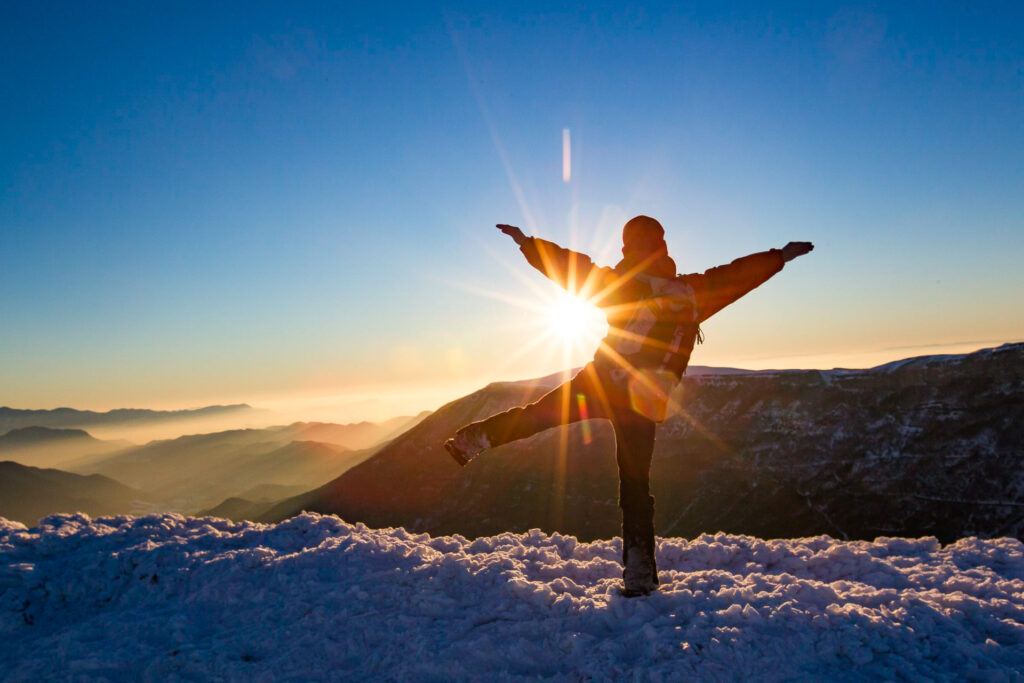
[{"x1": 612, "y1": 407, "x2": 658, "y2": 595}]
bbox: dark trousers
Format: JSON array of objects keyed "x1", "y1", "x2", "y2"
[{"x1": 467, "y1": 363, "x2": 658, "y2": 582}]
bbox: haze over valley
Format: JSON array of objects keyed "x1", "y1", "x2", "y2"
[{"x1": 0, "y1": 411, "x2": 427, "y2": 524}]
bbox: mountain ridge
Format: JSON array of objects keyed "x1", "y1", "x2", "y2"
[
  {"x1": 262, "y1": 342, "x2": 1024, "y2": 543},
  {"x1": 0, "y1": 426, "x2": 99, "y2": 444},
  {"x1": 0, "y1": 404, "x2": 254, "y2": 433}
]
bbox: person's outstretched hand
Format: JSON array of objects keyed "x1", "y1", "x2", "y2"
[
  {"x1": 781, "y1": 241, "x2": 814, "y2": 262},
  {"x1": 497, "y1": 224, "x2": 528, "y2": 246}
]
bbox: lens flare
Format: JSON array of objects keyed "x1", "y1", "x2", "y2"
[
  {"x1": 576, "y1": 393, "x2": 592, "y2": 444},
  {"x1": 562, "y1": 128, "x2": 571, "y2": 182},
  {"x1": 545, "y1": 291, "x2": 605, "y2": 348}
]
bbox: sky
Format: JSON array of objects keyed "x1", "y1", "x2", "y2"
[{"x1": 1, "y1": 2, "x2": 1022, "y2": 421}]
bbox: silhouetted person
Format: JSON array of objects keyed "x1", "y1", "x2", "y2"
[{"x1": 445, "y1": 216, "x2": 813, "y2": 596}]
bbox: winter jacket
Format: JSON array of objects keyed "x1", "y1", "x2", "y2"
[{"x1": 518, "y1": 237, "x2": 785, "y2": 419}]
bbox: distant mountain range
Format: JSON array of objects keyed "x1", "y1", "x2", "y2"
[
  {"x1": 0, "y1": 404, "x2": 254, "y2": 433},
  {"x1": 4, "y1": 346, "x2": 1021, "y2": 541},
  {"x1": 74, "y1": 412, "x2": 427, "y2": 512},
  {"x1": 0, "y1": 461, "x2": 146, "y2": 525},
  {"x1": 261, "y1": 343, "x2": 1024, "y2": 543},
  {"x1": 74, "y1": 432, "x2": 361, "y2": 511},
  {"x1": 0, "y1": 412, "x2": 431, "y2": 520}
]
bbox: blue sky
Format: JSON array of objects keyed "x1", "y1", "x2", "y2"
[{"x1": 1, "y1": 2, "x2": 1022, "y2": 418}]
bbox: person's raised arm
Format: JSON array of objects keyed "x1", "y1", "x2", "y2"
[
  {"x1": 497, "y1": 224, "x2": 613, "y2": 296},
  {"x1": 689, "y1": 241, "x2": 813, "y2": 322}
]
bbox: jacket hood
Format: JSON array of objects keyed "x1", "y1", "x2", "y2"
[{"x1": 615, "y1": 252, "x2": 677, "y2": 280}]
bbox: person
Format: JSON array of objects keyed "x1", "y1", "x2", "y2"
[{"x1": 444, "y1": 216, "x2": 813, "y2": 596}]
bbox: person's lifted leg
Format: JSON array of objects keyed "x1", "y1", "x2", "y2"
[{"x1": 446, "y1": 362, "x2": 613, "y2": 465}]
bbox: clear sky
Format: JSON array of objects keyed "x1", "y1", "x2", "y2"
[{"x1": 2, "y1": 2, "x2": 1022, "y2": 421}]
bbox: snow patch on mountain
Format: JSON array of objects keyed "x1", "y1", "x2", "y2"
[{"x1": 2, "y1": 513, "x2": 1023, "y2": 679}]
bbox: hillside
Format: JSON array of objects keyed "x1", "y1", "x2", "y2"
[
  {"x1": 261, "y1": 372, "x2": 566, "y2": 528},
  {"x1": 0, "y1": 462, "x2": 146, "y2": 525},
  {"x1": 0, "y1": 426, "x2": 129, "y2": 469},
  {"x1": 199, "y1": 497, "x2": 278, "y2": 521},
  {"x1": 1, "y1": 513, "x2": 1022, "y2": 678},
  {"x1": 269, "y1": 412, "x2": 430, "y2": 450},
  {"x1": 73, "y1": 412, "x2": 430, "y2": 514},
  {"x1": 264, "y1": 343, "x2": 1024, "y2": 543},
  {"x1": 77, "y1": 431, "x2": 368, "y2": 512},
  {"x1": 0, "y1": 425, "x2": 96, "y2": 447}
]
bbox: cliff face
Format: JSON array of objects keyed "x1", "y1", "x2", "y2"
[
  {"x1": 659, "y1": 343, "x2": 1024, "y2": 542},
  {"x1": 266, "y1": 344, "x2": 1024, "y2": 543}
]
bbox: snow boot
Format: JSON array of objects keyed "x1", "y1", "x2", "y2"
[
  {"x1": 622, "y1": 541, "x2": 659, "y2": 597},
  {"x1": 443, "y1": 425, "x2": 491, "y2": 467},
  {"x1": 620, "y1": 501, "x2": 659, "y2": 597}
]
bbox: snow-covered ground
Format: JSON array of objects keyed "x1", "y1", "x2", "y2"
[{"x1": 2, "y1": 514, "x2": 1023, "y2": 680}]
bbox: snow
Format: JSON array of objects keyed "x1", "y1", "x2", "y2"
[
  {"x1": 871, "y1": 353, "x2": 967, "y2": 373},
  {"x1": 2, "y1": 514, "x2": 1024, "y2": 680}
]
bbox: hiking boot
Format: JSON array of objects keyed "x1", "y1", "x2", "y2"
[
  {"x1": 443, "y1": 426, "x2": 491, "y2": 467},
  {"x1": 622, "y1": 543, "x2": 658, "y2": 597}
]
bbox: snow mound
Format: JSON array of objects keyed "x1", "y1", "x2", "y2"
[{"x1": 2, "y1": 514, "x2": 1024, "y2": 679}]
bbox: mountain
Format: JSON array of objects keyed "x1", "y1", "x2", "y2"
[
  {"x1": 0, "y1": 426, "x2": 131, "y2": 469},
  {"x1": 197, "y1": 483, "x2": 311, "y2": 521},
  {"x1": 0, "y1": 404, "x2": 254, "y2": 433},
  {"x1": 259, "y1": 372, "x2": 568, "y2": 528},
  {"x1": 76, "y1": 429, "x2": 372, "y2": 512},
  {"x1": 0, "y1": 461, "x2": 146, "y2": 525},
  {"x1": 266, "y1": 411, "x2": 430, "y2": 450},
  {"x1": 75, "y1": 412, "x2": 431, "y2": 513},
  {"x1": 0, "y1": 425, "x2": 96, "y2": 447},
  {"x1": 263, "y1": 343, "x2": 1024, "y2": 543}
]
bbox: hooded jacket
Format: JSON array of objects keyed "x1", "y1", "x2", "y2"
[{"x1": 518, "y1": 237, "x2": 784, "y2": 408}]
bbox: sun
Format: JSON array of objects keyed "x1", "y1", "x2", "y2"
[{"x1": 545, "y1": 291, "x2": 606, "y2": 348}]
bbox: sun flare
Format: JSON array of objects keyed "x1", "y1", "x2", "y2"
[{"x1": 545, "y1": 291, "x2": 606, "y2": 348}]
